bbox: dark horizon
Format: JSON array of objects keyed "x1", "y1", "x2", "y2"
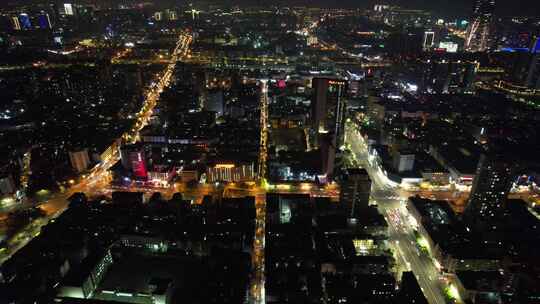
[
  {"x1": 249, "y1": 0, "x2": 540, "y2": 17},
  {"x1": 1, "y1": 0, "x2": 539, "y2": 17}
]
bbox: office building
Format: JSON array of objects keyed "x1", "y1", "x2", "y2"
[
  {"x1": 63, "y1": 3, "x2": 75, "y2": 16},
  {"x1": 387, "y1": 28, "x2": 424, "y2": 55},
  {"x1": 466, "y1": 153, "x2": 515, "y2": 226},
  {"x1": 57, "y1": 248, "x2": 113, "y2": 299},
  {"x1": 206, "y1": 162, "x2": 256, "y2": 183},
  {"x1": 320, "y1": 134, "x2": 336, "y2": 178},
  {"x1": 312, "y1": 78, "x2": 329, "y2": 134},
  {"x1": 69, "y1": 149, "x2": 91, "y2": 173},
  {"x1": 167, "y1": 9, "x2": 178, "y2": 21},
  {"x1": 465, "y1": 0, "x2": 496, "y2": 52},
  {"x1": 18, "y1": 13, "x2": 31, "y2": 30},
  {"x1": 421, "y1": 60, "x2": 478, "y2": 93},
  {"x1": 393, "y1": 151, "x2": 415, "y2": 173},
  {"x1": 339, "y1": 168, "x2": 372, "y2": 218},
  {"x1": 311, "y1": 78, "x2": 347, "y2": 148},
  {"x1": 37, "y1": 13, "x2": 52, "y2": 29},
  {"x1": 374, "y1": 4, "x2": 390, "y2": 12},
  {"x1": 11, "y1": 16, "x2": 21, "y2": 30},
  {"x1": 148, "y1": 165, "x2": 176, "y2": 186},
  {"x1": 307, "y1": 35, "x2": 318, "y2": 46},
  {"x1": 508, "y1": 47, "x2": 540, "y2": 89},
  {"x1": 120, "y1": 144, "x2": 148, "y2": 179},
  {"x1": 0, "y1": 174, "x2": 16, "y2": 195},
  {"x1": 423, "y1": 31, "x2": 435, "y2": 50},
  {"x1": 204, "y1": 89, "x2": 224, "y2": 116}
]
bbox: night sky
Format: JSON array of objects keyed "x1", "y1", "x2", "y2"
[
  {"x1": 245, "y1": 0, "x2": 540, "y2": 17},
  {"x1": 2, "y1": 0, "x2": 539, "y2": 17},
  {"x1": 372, "y1": 0, "x2": 540, "y2": 17}
]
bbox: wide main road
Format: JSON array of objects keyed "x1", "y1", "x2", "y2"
[
  {"x1": 250, "y1": 191, "x2": 266, "y2": 304},
  {"x1": 345, "y1": 122, "x2": 447, "y2": 304},
  {"x1": 249, "y1": 80, "x2": 269, "y2": 304},
  {"x1": 0, "y1": 32, "x2": 192, "y2": 265},
  {"x1": 82, "y1": 33, "x2": 192, "y2": 186}
]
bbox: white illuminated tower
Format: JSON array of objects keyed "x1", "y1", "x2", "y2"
[{"x1": 465, "y1": 0, "x2": 495, "y2": 52}]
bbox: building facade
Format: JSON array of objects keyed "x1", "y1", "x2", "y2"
[
  {"x1": 69, "y1": 149, "x2": 91, "y2": 173},
  {"x1": 120, "y1": 144, "x2": 148, "y2": 179},
  {"x1": 311, "y1": 78, "x2": 347, "y2": 148},
  {"x1": 339, "y1": 168, "x2": 372, "y2": 219},
  {"x1": 466, "y1": 153, "x2": 515, "y2": 226}
]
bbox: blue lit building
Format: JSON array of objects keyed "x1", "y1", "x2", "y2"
[
  {"x1": 38, "y1": 13, "x2": 52, "y2": 29},
  {"x1": 501, "y1": 37, "x2": 540, "y2": 54},
  {"x1": 507, "y1": 38, "x2": 540, "y2": 89},
  {"x1": 18, "y1": 13, "x2": 32, "y2": 30}
]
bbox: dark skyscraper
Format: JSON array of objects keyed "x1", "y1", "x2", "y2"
[
  {"x1": 311, "y1": 78, "x2": 346, "y2": 149},
  {"x1": 465, "y1": 0, "x2": 495, "y2": 52},
  {"x1": 339, "y1": 168, "x2": 372, "y2": 219},
  {"x1": 466, "y1": 153, "x2": 515, "y2": 227},
  {"x1": 320, "y1": 134, "x2": 336, "y2": 178},
  {"x1": 526, "y1": 52, "x2": 540, "y2": 89}
]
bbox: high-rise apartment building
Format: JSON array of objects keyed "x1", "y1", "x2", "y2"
[{"x1": 466, "y1": 153, "x2": 515, "y2": 226}]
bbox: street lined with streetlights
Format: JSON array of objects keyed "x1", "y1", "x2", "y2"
[
  {"x1": 250, "y1": 80, "x2": 269, "y2": 304},
  {"x1": 0, "y1": 32, "x2": 192, "y2": 266},
  {"x1": 346, "y1": 122, "x2": 448, "y2": 304}
]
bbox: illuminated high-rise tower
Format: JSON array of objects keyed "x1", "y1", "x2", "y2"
[
  {"x1": 465, "y1": 0, "x2": 495, "y2": 52},
  {"x1": 311, "y1": 78, "x2": 347, "y2": 148}
]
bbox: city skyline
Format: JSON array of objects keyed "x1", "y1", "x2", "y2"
[
  {"x1": 0, "y1": 1, "x2": 539, "y2": 304},
  {"x1": 0, "y1": 0, "x2": 539, "y2": 16}
]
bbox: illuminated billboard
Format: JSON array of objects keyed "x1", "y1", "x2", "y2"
[{"x1": 439, "y1": 41, "x2": 458, "y2": 53}]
